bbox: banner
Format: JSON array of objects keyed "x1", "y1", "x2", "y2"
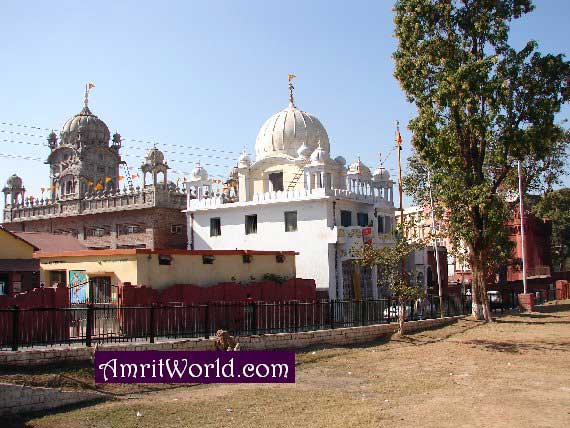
[{"x1": 69, "y1": 270, "x2": 88, "y2": 304}]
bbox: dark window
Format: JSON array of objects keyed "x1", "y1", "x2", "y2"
[
  {"x1": 284, "y1": 211, "x2": 297, "y2": 232},
  {"x1": 340, "y1": 210, "x2": 352, "y2": 227},
  {"x1": 357, "y1": 212, "x2": 369, "y2": 227},
  {"x1": 158, "y1": 255, "x2": 172, "y2": 265},
  {"x1": 210, "y1": 218, "x2": 221, "y2": 237},
  {"x1": 245, "y1": 215, "x2": 257, "y2": 235},
  {"x1": 243, "y1": 254, "x2": 252, "y2": 264},
  {"x1": 268, "y1": 172, "x2": 284, "y2": 192},
  {"x1": 384, "y1": 216, "x2": 392, "y2": 233},
  {"x1": 171, "y1": 224, "x2": 184, "y2": 235},
  {"x1": 202, "y1": 255, "x2": 215, "y2": 264},
  {"x1": 377, "y1": 216, "x2": 385, "y2": 233},
  {"x1": 276, "y1": 254, "x2": 286, "y2": 263}
]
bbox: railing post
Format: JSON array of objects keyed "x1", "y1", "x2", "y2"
[
  {"x1": 251, "y1": 301, "x2": 257, "y2": 335},
  {"x1": 204, "y1": 304, "x2": 210, "y2": 339},
  {"x1": 294, "y1": 301, "x2": 299, "y2": 333},
  {"x1": 11, "y1": 305, "x2": 19, "y2": 352},
  {"x1": 330, "y1": 300, "x2": 336, "y2": 329},
  {"x1": 149, "y1": 304, "x2": 155, "y2": 344},
  {"x1": 85, "y1": 304, "x2": 93, "y2": 348}
]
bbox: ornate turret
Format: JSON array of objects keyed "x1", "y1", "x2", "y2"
[
  {"x1": 2, "y1": 174, "x2": 25, "y2": 206},
  {"x1": 47, "y1": 130, "x2": 58, "y2": 150},
  {"x1": 141, "y1": 146, "x2": 169, "y2": 187}
]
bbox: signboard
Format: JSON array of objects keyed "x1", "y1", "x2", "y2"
[
  {"x1": 362, "y1": 227, "x2": 373, "y2": 244},
  {"x1": 69, "y1": 270, "x2": 88, "y2": 304}
]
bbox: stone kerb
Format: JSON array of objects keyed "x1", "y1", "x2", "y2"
[
  {"x1": 0, "y1": 382, "x2": 102, "y2": 416},
  {"x1": 0, "y1": 316, "x2": 461, "y2": 367}
]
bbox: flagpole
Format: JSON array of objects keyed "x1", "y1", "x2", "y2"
[
  {"x1": 518, "y1": 160, "x2": 528, "y2": 295},
  {"x1": 396, "y1": 121, "x2": 405, "y2": 276},
  {"x1": 428, "y1": 169, "x2": 444, "y2": 317}
]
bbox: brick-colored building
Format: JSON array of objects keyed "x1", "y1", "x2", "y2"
[{"x1": 2, "y1": 91, "x2": 187, "y2": 250}]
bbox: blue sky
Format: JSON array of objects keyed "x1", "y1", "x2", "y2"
[{"x1": 0, "y1": 0, "x2": 568, "y2": 210}]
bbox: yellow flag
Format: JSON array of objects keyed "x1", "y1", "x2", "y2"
[
  {"x1": 288, "y1": 74, "x2": 296, "y2": 82},
  {"x1": 41, "y1": 187, "x2": 45, "y2": 193},
  {"x1": 94, "y1": 183, "x2": 103, "y2": 190},
  {"x1": 118, "y1": 175, "x2": 124, "y2": 181},
  {"x1": 105, "y1": 176, "x2": 112, "y2": 182}
]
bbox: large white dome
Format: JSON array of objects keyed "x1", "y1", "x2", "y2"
[{"x1": 255, "y1": 104, "x2": 330, "y2": 161}]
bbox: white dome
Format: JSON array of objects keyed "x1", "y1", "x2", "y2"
[
  {"x1": 348, "y1": 158, "x2": 371, "y2": 178},
  {"x1": 373, "y1": 166, "x2": 390, "y2": 181},
  {"x1": 310, "y1": 142, "x2": 329, "y2": 164},
  {"x1": 191, "y1": 162, "x2": 208, "y2": 181},
  {"x1": 297, "y1": 141, "x2": 312, "y2": 158},
  {"x1": 255, "y1": 104, "x2": 329, "y2": 161},
  {"x1": 238, "y1": 149, "x2": 251, "y2": 168}
]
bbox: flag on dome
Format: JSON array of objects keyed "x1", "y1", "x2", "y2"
[
  {"x1": 288, "y1": 74, "x2": 296, "y2": 82},
  {"x1": 87, "y1": 83, "x2": 95, "y2": 90}
]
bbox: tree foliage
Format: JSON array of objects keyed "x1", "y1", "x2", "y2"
[
  {"x1": 352, "y1": 226, "x2": 427, "y2": 335},
  {"x1": 532, "y1": 188, "x2": 570, "y2": 271},
  {"x1": 393, "y1": 0, "x2": 569, "y2": 320}
]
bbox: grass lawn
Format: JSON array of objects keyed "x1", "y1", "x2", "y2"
[{"x1": 2, "y1": 301, "x2": 570, "y2": 428}]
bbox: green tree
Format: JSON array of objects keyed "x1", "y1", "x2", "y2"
[
  {"x1": 533, "y1": 188, "x2": 570, "y2": 272},
  {"x1": 393, "y1": 0, "x2": 569, "y2": 320},
  {"x1": 352, "y1": 226, "x2": 426, "y2": 336}
]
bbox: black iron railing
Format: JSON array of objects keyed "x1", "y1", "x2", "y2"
[{"x1": 1, "y1": 292, "x2": 535, "y2": 351}]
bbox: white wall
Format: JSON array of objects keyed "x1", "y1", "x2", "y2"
[{"x1": 190, "y1": 199, "x2": 334, "y2": 292}]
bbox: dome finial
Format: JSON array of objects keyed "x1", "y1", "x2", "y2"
[
  {"x1": 84, "y1": 83, "x2": 95, "y2": 109},
  {"x1": 288, "y1": 74, "x2": 296, "y2": 107}
]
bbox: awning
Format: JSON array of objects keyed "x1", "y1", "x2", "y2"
[{"x1": 0, "y1": 259, "x2": 40, "y2": 272}]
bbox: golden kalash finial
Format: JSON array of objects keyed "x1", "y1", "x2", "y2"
[{"x1": 288, "y1": 74, "x2": 296, "y2": 107}]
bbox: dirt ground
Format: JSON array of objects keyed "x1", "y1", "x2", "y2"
[{"x1": 2, "y1": 300, "x2": 570, "y2": 428}]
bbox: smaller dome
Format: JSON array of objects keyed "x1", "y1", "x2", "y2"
[
  {"x1": 191, "y1": 162, "x2": 208, "y2": 181},
  {"x1": 309, "y1": 142, "x2": 330, "y2": 164},
  {"x1": 348, "y1": 158, "x2": 371, "y2": 178},
  {"x1": 227, "y1": 165, "x2": 239, "y2": 180},
  {"x1": 145, "y1": 147, "x2": 165, "y2": 165},
  {"x1": 238, "y1": 149, "x2": 251, "y2": 168},
  {"x1": 297, "y1": 142, "x2": 311, "y2": 159},
  {"x1": 373, "y1": 165, "x2": 390, "y2": 182},
  {"x1": 6, "y1": 174, "x2": 23, "y2": 189},
  {"x1": 334, "y1": 156, "x2": 346, "y2": 166}
]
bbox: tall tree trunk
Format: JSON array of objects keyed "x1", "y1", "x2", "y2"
[
  {"x1": 470, "y1": 253, "x2": 493, "y2": 322},
  {"x1": 397, "y1": 299, "x2": 406, "y2": 336}
]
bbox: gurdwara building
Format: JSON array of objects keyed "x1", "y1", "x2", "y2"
[{"x1": 185, "y1": 84, "x2": 396, "y2": 299}]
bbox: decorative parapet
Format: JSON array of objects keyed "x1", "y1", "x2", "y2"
[
  {"x1": 188, "y1": 187, "x2": 392, "y2": 211},
  {"x1": 3, "y1": 186, "x2": 187, "y2": 222}
]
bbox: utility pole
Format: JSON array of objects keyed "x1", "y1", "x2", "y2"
[
  {"x1": 428, "y1": 170, "x2": 444, "y2": 317},
  {"x1": 518, "y1": 160, "x2": 528, "y2": 295},
  {"x1": 396, "y1": 122, "x2": 406, "y2": 276}
]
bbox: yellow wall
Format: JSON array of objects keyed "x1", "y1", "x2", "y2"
[
  {"x1": 38, "y1": 252, "x2": 296, "y2": 290},
  {"x1": 0, "y1": 229, "x2": 35, "y2": 259},
  {"x1": 39, "y1": 254, "x2": 139, "y2": 286},
  {"x1": 136, "y1": 253, "x2": 296, "y2": 289}
]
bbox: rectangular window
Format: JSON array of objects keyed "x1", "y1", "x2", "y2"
[
  {"x1": 276, "y1": 254, "x2": 286, "y2": 263},
  {"x1": 377, "y1": 216, "x2": 385, "y2": 233},
  {"x1": 245, "y1": 214, "x2": 257, "y2": 235},
  {"x1": 243, "y1": 254, "x2": 252, "y2": 264},
  {"x1": 210, "y1": 218, "x2": 221, "y2": 237},
  {"x1": 284, "y1": 211, "x2": 297, "y2": 232},
  {"x1": 340, "y1": 210, "x2": 352, "y2": 227},
  {"x1": 385, "y1": 216, "x2": 392, "y2": 233},
  {"x1": 171, "y1": 224, "x2": 184, "y2": 235},
  {"x1": 158, "y1": 255, "x2": 172, "y2": 265},
  {"x1": 357, "y1": 212, "x2": 369, "y2": 227},
  {"x1": 268, "y1": 172, "x2": 284, "y2": 192},
  {"x1": 202, "y1": 255, "x2": 215, "y2": 264}
]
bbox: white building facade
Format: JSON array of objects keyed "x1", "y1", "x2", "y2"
[{"x1": 185, "y1": 84, "x2": 396, "y2": 299}]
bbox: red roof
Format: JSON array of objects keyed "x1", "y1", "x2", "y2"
[
  {"x1": 35, "y1": 248, "x2": 298, "y2": 259},
  {"x1": 13, "y1": 232, "x2": 87, "y2": 253}
]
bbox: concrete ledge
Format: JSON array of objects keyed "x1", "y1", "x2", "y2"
[
  {"x1": 0, "y1": 382, "x2": 101, "y2": 416},
  {"x1": 0, "y1": 316, "x2": 462, "y2": 367}
]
